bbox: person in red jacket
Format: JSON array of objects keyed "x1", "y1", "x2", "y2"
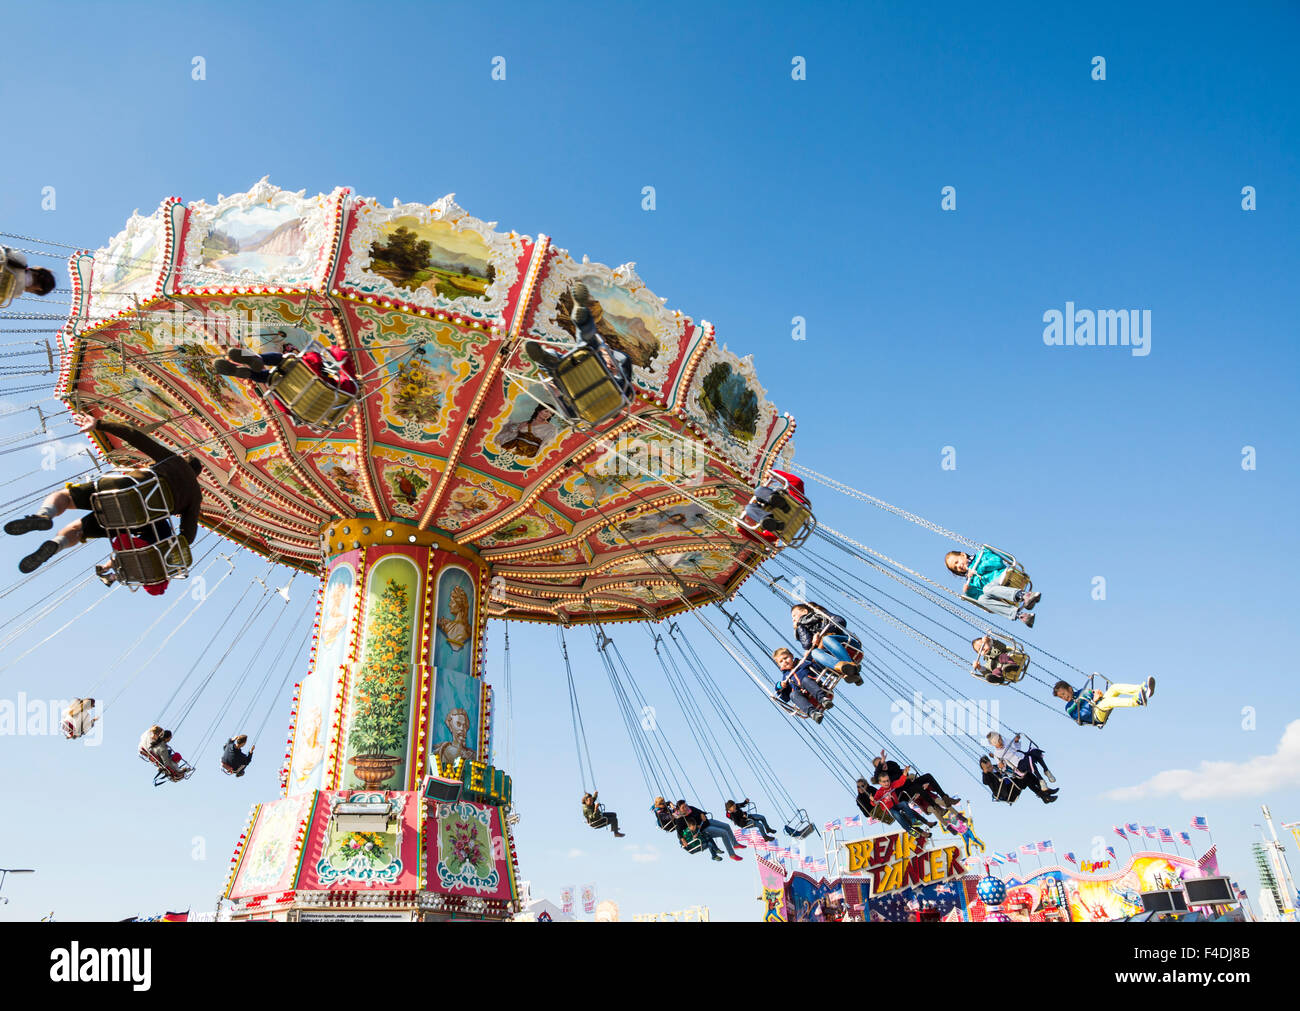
[
  {"x1": 214, "y1": 342, "x2": 358, "y2": 395},
  {"x1": 872, "y1": 765, "x2": 932, "y2": 839}
]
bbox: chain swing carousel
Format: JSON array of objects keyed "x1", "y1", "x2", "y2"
[{"x1": 51, "y1": 179, "x2": 799, "y2": 921}]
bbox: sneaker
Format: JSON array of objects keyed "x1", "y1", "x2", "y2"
[
  {"x1": 4, "y1": 515, "x2": 53, "y2": 536},
  {"x1": 734, "y1": 842, "x2": 747, "y2": 850},
  {"x1": 226, "y1": 348, "x2": 265, "y2": 369},
  {"x1": 613, "y1": 831, "x2": 626, "y2": 838},
  {"x1": 19, "y1": 540, "x2": 59, "y2": 574},
  {"x1": 524, "y1": 341, "x2": 562, "y2": 371},
  {"x1": 729, "y1": 854, "x2": 744, "y2": 862},
  {"x1": 945, "y1": 796, "x2": 961, "y2": 805},
  {"x1": 1146, "y1": 676, "x2": 1156, "y2": 700},
  {"x1": 1022, "y1": 591, "x2": 1041, "y2": 610},
  {"x1": 213, "y1": 358, "x2": 252, "y2": 379},
  {"x1": 572, "y1": 304, "x2": 597, "y2": 340},
  {"x1": 712, "y1": 854, "x2": 723, "y2": 862},
  {"x1": 811, "y1": 711, "x2": 824, "y2": 723},
  {"x1": 821, "y1": 698, "x2": 834, "y2": 710},
  {"x1": 1020, "y1": 612, "x2": 1036, "y2": 629}
]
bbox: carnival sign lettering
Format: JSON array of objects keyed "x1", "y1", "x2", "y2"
[
  {"x1": 1080, "y1": 859, "x2": 1111, "y2": 873},
  {"x1": 843, "y1": 831, "x2": 964, "y2": 896},
  {"x1": 425, "y1": 755, "x2": 512, "y2": 806}
]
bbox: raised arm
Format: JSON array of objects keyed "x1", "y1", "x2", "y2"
[{"x1": 94, "y1": 420, "x2": 175, "y2": 465}]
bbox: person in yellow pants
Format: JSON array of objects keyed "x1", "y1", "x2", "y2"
[{"x1": 1053, "y1": 677, "x2": 1155, "y2": 726}]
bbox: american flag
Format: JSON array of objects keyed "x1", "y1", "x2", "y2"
[
  {"x1": 1192, "y1": 816, "x2": 1210, "y2": 831},
  {"x1": 1142, "y1": 826, "x2": 1157, "y2": 839},
  {"x1": 1019, "y1": 843, "x2": 1036, "y2": 855},
  {"x1": 1005, "y1": 851, "x2": 1020, "y2": 863},
  {"x1": 1126, "y1": 822, "x2": 1140, "y2": 835},
  {"x1": 1159, "y1": 828, "x2": 1174, "y2": 843},
  {"x1": 1106, "y1": 846, "x2": 1117, "y2": 860},
  {"x1": 1037, "y1": 840, "x2": 1054, "y2": 853},
  {"x1": 844, "y1": 814, "x2": 862, "y2": 828},
  {"x1": 1064, "y1": 852, "x2": 1076, "y2": 864},
  {"x1": 1180, "y1": 832, "x2": 1192, "y2": 846},
  {"x1": 1113, "y1": 825, "x2": 1127, "y2": 838},
  {"x1": 823, "y1": 819, "x2": 841, "y2": 832}
]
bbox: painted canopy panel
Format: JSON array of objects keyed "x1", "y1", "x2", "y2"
[{"x1": 56, "y1": 181, "x2": 797, "y2": 621}]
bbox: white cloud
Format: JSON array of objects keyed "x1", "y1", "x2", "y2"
[
  {"x1": 1106, "y1": 720, "x2": 1300, "y2": 801},
  {"x1": 566, "y1": 848, "x2": 585, "y2": 859},
  {"x1": 626, "y1": 844, "x2": 660, "y2": 864}
]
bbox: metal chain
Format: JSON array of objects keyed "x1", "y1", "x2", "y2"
[{"x1": 791, "y1": 462, "x2": 980, "y2": 548}]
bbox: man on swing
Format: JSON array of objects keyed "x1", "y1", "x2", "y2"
[{"x1": 4, "y1": 419, "x2": 203, "y2": 587}]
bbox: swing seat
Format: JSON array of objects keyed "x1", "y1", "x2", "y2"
[
  {"x1": 90, "y1": 472, "x2": 174, "y2": 531},
  {"x1": 586, "y1": 803, "x2": 610, "y2": 830},
  {"x1": 680, "y1": 828, "x2": 706, "y2": 854},
  {"x1": 139, "y1": 747, "x2": 194, "y2": 786},
  {"x1": 973, "y1": 651, "x2": 1029, "y2": 685},
  {"x1": 784, "y1": 810, "x2": 817, "y2": 839},
  {"x1": 548, "y1": 346, "x2": 630, "y2": 427},
  {"x1": 265, "y1": 354, "x2": 359, "y2": 431},
  {"x1": 963, "y1": 545, "x2": 1032, "y2": 598},
  {"x1": 61, "y1": 718, "x2": 79, "y2": 740},
  {"x1": 0, "y1": 267, "x2": 21, "y2": 309},
  {"x1": 736, "y1": 475, "x2": 816, "y2": 548},
  {"x1": 110, "y1": 535, "x2": 192, "y2": 590}
]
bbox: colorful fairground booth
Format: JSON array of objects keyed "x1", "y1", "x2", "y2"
[{"x1": 759, "y1": 829, "x2": 1233, "y2": 924}]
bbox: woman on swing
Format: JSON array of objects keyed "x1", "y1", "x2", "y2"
[
  {"x1": 986, "y1": 731, "x2": 1057, "y2": 796},
  {"x1": 581, "y1": 790, "x2": 625, "y2": 837},
  {"x1": 791, "y1": 602, "x2": 863, "y2": 685}
]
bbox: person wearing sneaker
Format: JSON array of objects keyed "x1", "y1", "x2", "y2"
[
  {"x1": 986, "y1": 732, "x2": 1057, "y2": 793},
  {"x1": 675, "y1": 801, "x2": 746, "y2": 862},
  {"x1": 771, "y1": 647, "x2": 833, "y2": 720},
  {"x1": 581, "y1": 791, "x2": 625, "y2": 837},
  {"x1": 791, "y1": 603, "x2": 864, "y2": 685},
  {"x1": 5, "y1": 419, "x2": 203, "y2": 578},
  {"x1": 945, "y1": 548, "x2": 1041, "y2": 627},
  {"x1": 214, "y1": 343, "x2": 357, "y2": 400},
  {"x1": 871, "y1": 750, "x2": 962, "y2": 814},
  {"x1": 1053, "y1": 677, "x2": 1155, "y2": 727},
  {"x1": 871, "y1": 766, "x2": 931, "y2": 836},
  {"x1": 526, "y1": 283, "x2": 634, "y2": 395},
  {"x1": 979, "y1": 756, "x2": 1056, "y2": 804},
  {"x1": 970, "y1": 635, "x2": 1025, "y2": 684},
  {"x1": 725, "y1": 799, "x2": 777, "y2": 842}
]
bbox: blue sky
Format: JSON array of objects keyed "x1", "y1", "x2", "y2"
[{"x1": 1, "y1": 0, "x2": 1298, "y2": 920}]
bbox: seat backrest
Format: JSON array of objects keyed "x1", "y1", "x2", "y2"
[
  {"x1": 268, "y1": 356, "x2": 355, "y2": 429},
  {"x1": 0, "y1": 267, "x2": 18, "y2": 309},
  {"x1": 116, "y1": 543, "x2": 171, "y2": 586},
  {"x1": 554, "y1": 347, "x2": 627, "y2": 425}
]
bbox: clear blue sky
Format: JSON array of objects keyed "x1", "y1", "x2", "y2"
[{"x1": 1, "y1": 0, "x2": 1297, "y2": 921}]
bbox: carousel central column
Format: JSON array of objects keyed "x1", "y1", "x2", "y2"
[
  {"x1": 306, "y1": 519, "x2": 492, "y2": 792},
  {"x1": 224, "y1": 519, "x2": 518, "y2": 921}
]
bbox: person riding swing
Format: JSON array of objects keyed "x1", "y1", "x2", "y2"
[
  {"x1": 582, "y1": 790, "x2": 626, "y2": 837},
  {"x1": 221, "y1": 734, "x2": 255, "y2": 777},
  {"x1": 5, "y1": 419, "x2": 203, "y2": 594}
]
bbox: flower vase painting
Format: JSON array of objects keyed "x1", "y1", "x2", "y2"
[
  {"x1": 433, "y1": 801, "x2": 500, "y2": 893},
  {"x1": 345, "y1": 555, "x2": 419, "y2": 790}
]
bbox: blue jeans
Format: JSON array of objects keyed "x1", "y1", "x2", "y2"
[
  {"x1": 701, "y1": 819, "x2": 739, "y2": 856},
  {"x1": 746, "y1": 813, "x2": 775, "y2": 836},
  {"x1": 888, "y1": 803, "x2": 923, "y2": 833},
  {"x1": 786, "y1": 673, "x2": 829, "y2": 715}
]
